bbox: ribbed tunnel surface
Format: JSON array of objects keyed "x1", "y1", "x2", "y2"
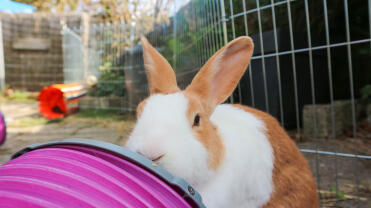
[
  {"x1": 0, "y1": 143, "x2": 195, "y2": 208},
  {"x1": 0, "y1": 111, "x2": 6, "y2": 146}
]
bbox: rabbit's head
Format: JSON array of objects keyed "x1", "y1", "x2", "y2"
[{"x1": 126, "y1": 36, "x2": 254, "y2": 187}]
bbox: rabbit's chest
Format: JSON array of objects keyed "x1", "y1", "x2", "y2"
[{"x1": 205, "y1": 104, "x2": 274, "y2": 208}]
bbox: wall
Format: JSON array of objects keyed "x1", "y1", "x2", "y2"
[{"x1": 0, "y1": 13, "x2": 82, "y2": 91}]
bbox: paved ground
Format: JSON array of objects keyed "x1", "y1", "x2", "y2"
[{"x1": 0, "y1": 101, "x2": 135, "y2": 164}]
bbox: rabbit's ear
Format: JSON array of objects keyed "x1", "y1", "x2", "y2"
[
  {"x1": 186, "y1": 36, "x2": 254, "y2": 113},
  {"x1": 141, "y1": 36, "x2": 179, "y2": 94}
]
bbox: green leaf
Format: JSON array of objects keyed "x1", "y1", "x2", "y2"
[{"x1": 337, "y1": 191, "x2": 345, "y2": 199}]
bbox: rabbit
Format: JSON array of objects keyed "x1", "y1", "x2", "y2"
[{"x1": 125, "y1": 36, "x2": 319, "y2": 208}]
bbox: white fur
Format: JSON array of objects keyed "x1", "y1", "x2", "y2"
[
  {"x1": 126, "y1": 94, "x2": 274, "y2": 208},
  {"x1": 201, "y1": 104, "x2": 273, "y2": 208},
  {"x1": 126, "y1": 93, "x2": 213, "y2": 187}
]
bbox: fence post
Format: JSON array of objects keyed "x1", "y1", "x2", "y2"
[
  {"x1": 369, "y1": 0, "x2": 371, "y2": 49},
  {"x1": 219, "y1": 0, "x2": 228, "y2": 45},
  {"x1": 0, "y1": 20, "x2": 5, "y2": 91},
  {"x1": 219, "y1": 0, "x2": 235, "y2": 103},
  {"x1": 172, "y1": 0, "x2": 177, "y2": 70},
  {"x1": 82, "y1": 12, "x2": 90, "y2": 83}
]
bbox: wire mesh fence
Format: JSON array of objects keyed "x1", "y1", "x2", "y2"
[
  {"x1": 0, "y1": 13, "x2": 82, "y2": 91},
  {"x1": 63, "y1": 21, "x2": 149, "y2": 110},
  {"x1": 1, "y1": 0, "x2": 371, "y2": 207}
]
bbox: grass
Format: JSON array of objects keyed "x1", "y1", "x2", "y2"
[
  {"x1": 75, "y1": 109, "x2": 135, "y2": 121},
  {"x1": 67, "y1": 109, "x2": 136, "y2": 139},
  {"x1": 7, "y1": 109, "x2": 135, "y2": 128},
  {"x1": 8, "y1": 109, "x2": 134, "y2": 128},
  {"x1": 1, "y1": 90, "x2": 37, "y2": 103},
  {"x1": 330, "y1": 186, "x2": 345, "y2": 199},
  {"x1": 11, "y1": 91, "x2": 33, "y2": 101}
]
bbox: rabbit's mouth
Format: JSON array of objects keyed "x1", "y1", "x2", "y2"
[{"x1": 151, "y1": 154, "x2": 165, "y2": 162}]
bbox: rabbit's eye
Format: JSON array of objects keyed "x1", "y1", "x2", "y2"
[{"x1": 193, "y1": 114, "x2": 200, "y2": 127}]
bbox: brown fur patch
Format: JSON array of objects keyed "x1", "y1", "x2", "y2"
[
  {"x1": 184, "y1": 92, "x2": 225, "y2": 171},
  {"x1": 233, "y1": 104, "x2": 319, "y2": 208},
  {"x1": 181, "y1": 37, "x2": 253, "y2": 171},
  {"x1": 136, "y1": 98, "x2": 148, "y2": 119},
  {"x1": 185, "y1": 37, "x2": 254, "y2": 113},
  {"x1": 141, "y1": 37, "x2": 180, "y2": 95}
]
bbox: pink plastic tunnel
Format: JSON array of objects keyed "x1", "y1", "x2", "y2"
[
  {"x1": 0, "y1": 139, "x2": 205, "y2": 208},
  {"x1": 0, "y1": 111, "x2": 6, "y2": 146}
]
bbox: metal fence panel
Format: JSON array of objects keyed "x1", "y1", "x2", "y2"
[{"x1": 2, "y1": 1, "x2": 369, "y2": 207}]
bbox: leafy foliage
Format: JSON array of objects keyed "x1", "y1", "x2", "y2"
[
  {"x1": 330, "y1": 186, "x2": 345, "y2": 199},
  {"x1": 89, "y1": 62, "x2": 126, "y2": 97},
  {"x1": 15, "y1": 0, "x2": 173, "y2": 25},
  {"x1": 76, "y1": 109, "x2": 124, "y2": 121}
]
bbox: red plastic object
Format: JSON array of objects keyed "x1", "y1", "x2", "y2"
[{"x1": 38, "y1": 84, "x2": 86, "y2": 119}]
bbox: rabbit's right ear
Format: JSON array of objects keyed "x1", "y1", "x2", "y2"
[
  {"x1": 141, "y1": 36, "x2": 180, "y2": 95},
  {"x1": 186, "y1": 37, "x2": 254, "y2": 114}
]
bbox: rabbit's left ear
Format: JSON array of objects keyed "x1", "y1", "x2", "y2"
[
  {"x1": 141, "y1": 36, "x2": 180, "y2": 95},
  {"x1": 186, "y1": 36, "x2": 254, "y2": 114}
]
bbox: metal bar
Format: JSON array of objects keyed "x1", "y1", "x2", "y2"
[
  {"x1": 229, "y1": 0, "x2": 242, "y2": 104},
  {"x1": 192, "y1": 2, "x2": 201, "y2": 69},
  {"x1": 196, "y1": 1, "x2": 204, "y2": 68},
  {"x1": 183, "y1": 6, "x2": 187, "y2": 67},
  {"x1": 177, "y1": 6, "x2": 182, "y2": 68},
  {"x1": 102, "y1": 23, "x2": 106, "y2": 66},
  {"x1": 304, "y1": 0, "x2": 317, "y2": 140},
  {"x1": 369, "y1": 0, "x2": 371, "y2": 48},
  {"x1": 256, "y1": 0, "x2": 269, "y2": 112},
  {"x1": 220, "y1": 0, "x2": 234, "y2": 103},
  {"x1": 105, "y1": 23, "x2": 110, "y2": 65},
  {"x1": 300, "y1": 149, "x2": 371, "y2": 160},
  {"x1": 191, "y1": 1, "x2": 201, "y2": 68},
  {"x1": 182, "y1": 4, "x2": 187, "y2": 68},
  {"x1": 214, "y1": 0, "x2": 221, "y2": 53},
  {"x1": 215, "y1": 0, "x2": 224, "y2": 50},
  {"x1": 212, "y1": 0, "x2": 219, "y2": 51},
  {"x1": 304, "y1": 0, "x2": 320, "y2": 204},
  {"x1": 173, "y1": 0, "x2": 177, "y2": 70},
  {"x1": 201, "y1": 0, "x2": 208, "y2": 63},
  {"x1": 250, "y1": 38, "x2": 371, "y2": 60},
  {"x1": 129, "y1": 22, "x2": 136, "y2": 111},
  {"x1": 231, "y1": 0, "x2": 295, "y2": 19},
  {"x1": 229, "y1": 0, "x2": 236, "y2": 38},
  {"x1": 201, "y1": 0, "x2": 208, "y2": 64},
  {"x1": 242, "y1": 0, "x2": 255, "y2": 107},
  {"x1": 343, "y1": 0, "x2": 360, "y2": 206},
  {"x1": 206, "y1": 0, "x2": 214, "y2": 58},
  {"x1": 270, "y1": 0, "x2": 284, "y2": 126},
  {"x1": 323, "y1": 0, "x2": 339, "y2": 201},
  {"x1": 286, "y1": 0, "x2": 301, "y2": 136},
  {"x1": 0, "y1": 21, "x2": 5, "y2": 91}
]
